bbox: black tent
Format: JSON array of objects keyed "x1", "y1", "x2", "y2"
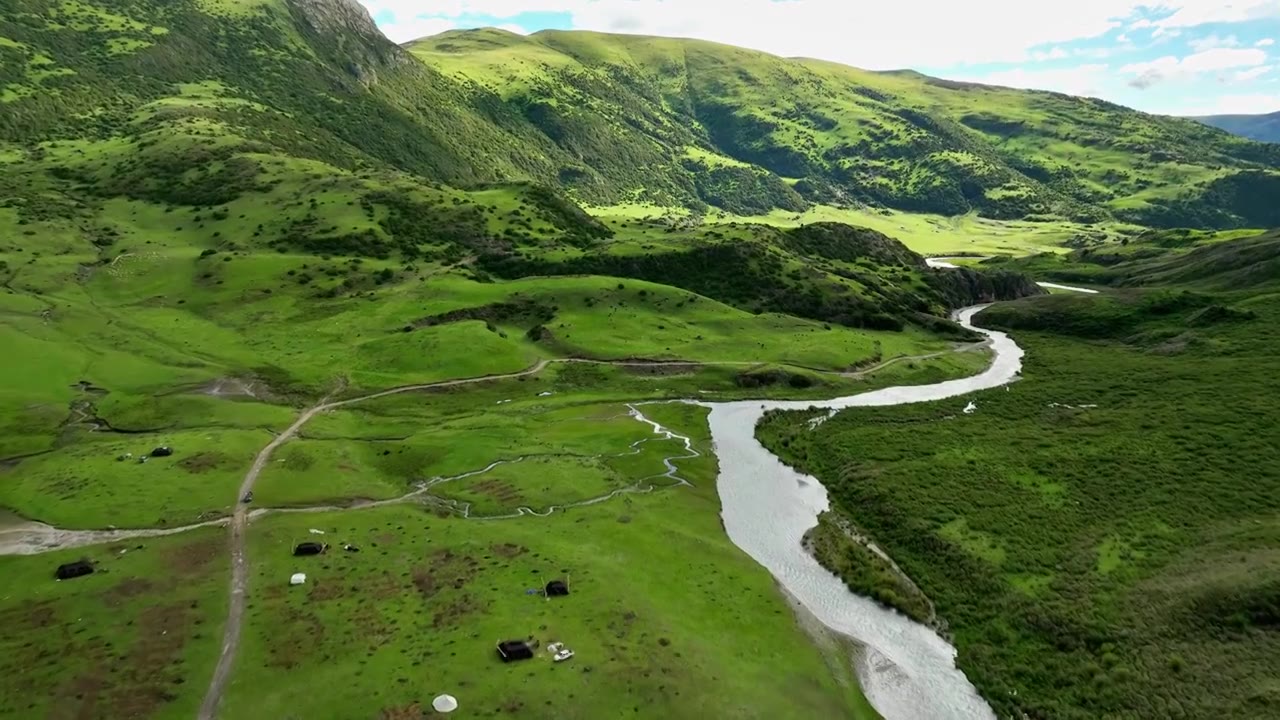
[
  {"x1": 293, "y1": 542, "x2": 326, "y2": 557},
  {"x1": 151, "y1": 446, "x2": 173, "y2": 457},
  {"x1": 496, "y1": 640, "x2": 534, "y2": 662},
  {"x1": 545, "y1": 580, "x2": 570, "y2": 597},
  {"x1": 55, "y1": 560, "x2": 94, "y2": 580}
]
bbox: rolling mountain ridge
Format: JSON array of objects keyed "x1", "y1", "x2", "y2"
[
  {"x1": 2, "y1": 0, "x2": 1278, "y2": 231},
  {"x1": 409, "y1": 26, "x2": 1280, "y2": 228},
  {"x1": 1195, "y1": 111, "x2": 1280, "y2": 144}
]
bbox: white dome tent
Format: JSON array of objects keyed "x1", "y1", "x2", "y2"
[{"x1": 431, "y1": 694, "x2": 458, "y2": 714}]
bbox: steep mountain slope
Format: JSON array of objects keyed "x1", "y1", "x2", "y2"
[
  {"x1": 987, "y1": 227, "x2": 1280, "y2": 294},
  {"x1": 408, "y1": 28, "x2": 1280, "y2": 228},
  {"x1": 1, "y1": 0, "x2": 1037, "y2": 459},
  {"x1": 6, "y1": 0, "x2": 1274, "y2": 230},
  {"x1": 0, "y1": 0, "x2": 567, "y2": 186},
  {"x1": 1195, "y1": 111, "x2": 1280, "y2": 143}
]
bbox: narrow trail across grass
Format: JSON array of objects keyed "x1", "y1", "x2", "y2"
[
  {"x1": 195, "y1": 361, "x2": 571, "y2": 719},
  {"x1": 194, "y1": 360, "x2": 715, "y2": 719},
  {"x1": 0, "y1": 346, "x2": 982, "y2": 720},
  {"x1": 2, "y1": 347, "x2": 980, "y2": 556}
]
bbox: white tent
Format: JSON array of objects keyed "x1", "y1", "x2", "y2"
[
  {"x1": 431, "y1": 694, "x2": 458, "y2": 713},
  {"x1": 289, "y1": 572, "x2": 307, "y2": 586}
]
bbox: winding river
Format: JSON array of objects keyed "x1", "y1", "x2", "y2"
[
  {"x1": 3, "y1": 295, "x2": 1034, "y2": 719},
  {"x1": 710, "y1": 305, "x2": 1023, "y2": 720}
]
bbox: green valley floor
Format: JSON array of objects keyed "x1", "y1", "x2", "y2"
[
  {"x1": 758, "y1": 274, "x2": 1280, "y2": 719},
  {"x1": 2, "y1": 283, "x2": 994, "y2": 718}
]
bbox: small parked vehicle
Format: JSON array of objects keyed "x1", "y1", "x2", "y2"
[
  {"x1": 553, "y1": 649, "x2": 575, "y2": 663},
  {"x1": 242, "y1": 491, "x2": 254, "y2": 504}
]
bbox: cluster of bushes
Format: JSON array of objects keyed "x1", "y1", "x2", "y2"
[
  {"x1": 272, "y1": 185, "x2": 615, "y2": 262},
  {"x1": 696, "y1": 101, "x2": 816, "y2": 178},
  {"x1": 369, "y1": 190, "x2": 493, "y2": 256},
  {"x1": 684, "y1": 161, "x2": 806, "y2": 215},
  {"x1": 1121, "y1": 171, "x2": 1280, "y2": 229},
  {"x1": 734, "y1": 368, "x2": 815, "y2": 389},
  {"x1": 477, "y1": 240, "x2": 917, "y2": 331},
  {"x1": 275, "y1": 216, "x2": 395, "y2": 259},
  {"x1": 800, "y1": 510, "x2": 934, "y2": 624},
  {"x1": 781, "y1": 223, "x2": 920, "y2": 267},
  {"x1": 406, "y1": 298, "x2": 555, "y2": 331},
  {"x1": 519, "y1": 185, "x2": 614, "y2": 246},
  {"x1": 979, "y1": 288, "x2": 1261, "y2": 355},
  {"x1": 757, "y1": 300, "x2": 1280, "y2": 718}
]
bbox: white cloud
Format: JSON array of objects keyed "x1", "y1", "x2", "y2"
[
  {"x1": 1123, "y1": 48, "x2": 1269, "y2": 74},
  {"x1": 1031, "y1": 47, "x2": 1071, "y2": 62},
  {"x1": 1233, "y1": 65, "x2": 1275, "y2": 83},
  {"x1": 1177, "y1": 92, "x2": 1280, "y2": 115},
  {"x1": 947, "y1": 64, "x2": 1110, "y2": 98},
  {"x1": 364, "y1": 1, "x2": 1280, "y2": 69},
  {"x1": 364, "y1": 1, "x2": 574, "y2": 19},
  {"x1": 1152, "y1": 0, "x2": 1280, "y2": 29},
  {"x1": 1258, "y1": 38, "x2": 1276, "y2": 47},
  {"x1": 1075, "y1": 46, "x2": 1122, "y2": 59},
  {"x1": 382, "y1": 15, "x2": 458, "y2": 42},
  {"x1": 1189, "y1": 33, "x2": 1241, "y2": 52},
  {"x1": 1121, "y1": 47, "x2": 1268, "y2": 88},
  {"x1": 364, "y1": 0, "x2": 566, "y2": 40},
  {"x1": 361, "y1": 0, "x2": 1154, "y2": 66}
]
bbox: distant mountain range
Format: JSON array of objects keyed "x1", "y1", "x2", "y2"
[
  {"x1": 2, "y1": 0, "x2": 1279, "y2": 230},
  {"x1": 1194, "y1": 112, "x2": 1280, "y2": 144}
]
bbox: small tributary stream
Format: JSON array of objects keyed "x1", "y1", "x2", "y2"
[
  {"x1": 1, "y1": 286, "x2": 1047, "y2": 717},
  {"x1": 709, "y1": 306, "x2": 1023, "y2": 720}
]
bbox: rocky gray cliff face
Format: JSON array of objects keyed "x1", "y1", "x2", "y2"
[
  {"x1": 287, "y1": 0, "x2": 409, "y2": 85},
  {"x1": 289, "y1": 0, "x2": 384, "y2": 38}
]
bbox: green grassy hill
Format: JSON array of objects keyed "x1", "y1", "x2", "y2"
[
  {"x1": 2, "y1": 2, "x2": 1275, "y2": 717},
  {"x1": 1, "y1": 0, "x2": 1054, "y2": 460},
  {"x1": 981, "y1": 227, "x2": 1280, "y2": 293},
  {"x1": 0, "y1": 3, "x2": 1003, "y2": 717},
  {"x1": 407, "y1": 28, "x2": 1280, "y2": 228},
  {"x1": 5, "y1": 0, "x2": 1276, "y2": 230},
  {"x1": 759, "y1": 231, "x2": 1280, "y2": 719}
]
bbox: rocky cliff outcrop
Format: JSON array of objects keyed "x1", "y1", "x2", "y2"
[
  {"x1": 289, "y1": 0, "x2": 385, "y2": 38},
  {"x1": 287, "y1": 0, "x2": 409, "y2": 85}
]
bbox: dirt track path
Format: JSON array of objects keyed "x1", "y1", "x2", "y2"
[
  {"x1": 195, "y1": 361, "x2": 566, "y2": 718},
  {"x1": 1, "y1": 349, "x2": 977, "y2": 558},
  {"x1": 100, "y1": 348, "x2": 980, "y2": 719},
  {"x1": 197, "y1": 358, "x2": 657, "y2": 716}
]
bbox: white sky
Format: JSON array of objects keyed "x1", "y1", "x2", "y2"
[{"x1": 361, "y1": 0, "x2": 1280, "y2": 115}]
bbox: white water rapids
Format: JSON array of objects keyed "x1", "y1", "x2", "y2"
[{"x1": 709, "y1": 305, "x2": 1023, "y2": 720}]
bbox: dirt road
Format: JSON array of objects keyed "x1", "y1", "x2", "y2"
[
  {"x1": 146, "y1": 349, "x2": 984, "y2": 719},
  {"x1": 196, "y1": 361, "x2": 570, "y2": 718}
]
